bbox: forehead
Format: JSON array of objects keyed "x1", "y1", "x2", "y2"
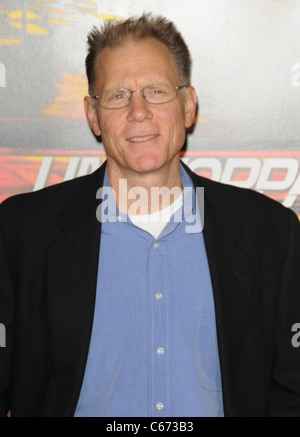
[{"x1": 95, "y1": 38, "x2": 180, "y2": 89}]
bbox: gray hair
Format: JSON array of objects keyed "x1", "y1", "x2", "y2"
[{"x1": 85, "y1": 13, "x2": 191, "y2": 96}]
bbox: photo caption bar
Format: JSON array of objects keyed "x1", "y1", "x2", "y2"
[{"x1": 105, "y1": 420, "x2": 194, "y2": 433}]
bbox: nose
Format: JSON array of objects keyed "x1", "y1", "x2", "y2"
[{"x1": 126, "y1": 90, "x2": 153, "y2": 122}]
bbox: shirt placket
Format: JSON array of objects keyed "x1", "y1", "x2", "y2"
[{"x1": 149, "y1": 238, "x2": 169, "y2": 417}]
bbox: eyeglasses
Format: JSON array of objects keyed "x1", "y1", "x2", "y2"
[{"x1": 93, "y1": 83, "x2": 188, "y2": 109}]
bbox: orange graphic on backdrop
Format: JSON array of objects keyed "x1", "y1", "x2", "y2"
[{"x1": 40, "y1": 74, "x2": 88, "y2": 120}]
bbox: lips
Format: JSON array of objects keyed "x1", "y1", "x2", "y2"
[{"x1": 127, "y1": 134, "x2": 159, "y2": 143}]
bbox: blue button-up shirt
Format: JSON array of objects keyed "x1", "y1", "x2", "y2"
[{"x1": 74, "y1": 164, "x2": 224, "y2": 417}]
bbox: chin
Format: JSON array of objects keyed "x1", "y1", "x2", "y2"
[{"x1": 130, "y1": 157, "x2": 163, "y2": 174}]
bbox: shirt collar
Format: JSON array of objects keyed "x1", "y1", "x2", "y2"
[{"x1": 100, "y1": 162, "x2": 199, "y2": 224}]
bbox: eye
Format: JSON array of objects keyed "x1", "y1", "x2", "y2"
[
  {"x1": 150, "y1": 87, "x2": 166, "y2": 95},
  {"x1": 110, "y1": 91, "x2": 127, "y2": 100},
  {"x1": 145, "y1": 85, "x2": 170, "y2": 101},
  {"x1": 152, "y1": 88, "x2": 163, "y2": 94}
]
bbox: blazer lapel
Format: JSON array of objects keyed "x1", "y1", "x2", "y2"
[
  {"x1": 185, "y1": 163, "x2": 255, "y2": 416},
  {"x1": 46, "y1": 163, "x2": 106, "y2": 417}
]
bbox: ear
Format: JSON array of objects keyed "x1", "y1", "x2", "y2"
[
  {"x1": 84, "y1": 96, "x2": 101, "y2": 136},
  {"x1": 184, "y1": 86, "x2": 197, "y2": 129}
]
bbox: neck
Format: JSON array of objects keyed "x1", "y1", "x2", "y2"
[{"x1": 107, "y1": 160, "x2": 183, "y2": 216}]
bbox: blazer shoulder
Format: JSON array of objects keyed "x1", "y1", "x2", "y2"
[
  {"x1": 0, "y1": 164, "x2": 105, "y2": 216},
  {"x1": 185, "y1": 164, "x2": 299, "y2": 229},
  {"x1": 0, "y1": 164, "x2": 106, "y2": 237}
]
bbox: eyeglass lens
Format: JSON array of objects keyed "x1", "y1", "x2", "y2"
[{"x1": 98, "y1": 84, "x2": 182, "y2": 108}]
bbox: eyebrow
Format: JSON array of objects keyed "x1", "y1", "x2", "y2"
[{"x1": 101, "y1": 79, "x2": 163, "y2": 91}]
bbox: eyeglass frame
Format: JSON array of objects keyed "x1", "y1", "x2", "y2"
[{"x1": 92, "y1": 83, "x2": 189, "y2": 109}]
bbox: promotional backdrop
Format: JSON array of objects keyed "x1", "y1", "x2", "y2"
[{"x1": 1, "y1": 0, "x2": 300, "y2": 219}]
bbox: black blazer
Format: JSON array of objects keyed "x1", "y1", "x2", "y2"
[{"x1": 0, "y1": 161, "x2": 300, "y2": 417}]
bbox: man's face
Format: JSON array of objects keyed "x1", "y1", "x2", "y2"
[{"x1": 85, "y1": 38, "x2": 197, "y2": 181}]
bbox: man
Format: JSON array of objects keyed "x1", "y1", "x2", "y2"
[{"x1": 0, "y1": 13, "x2": 300, "y2": 417}]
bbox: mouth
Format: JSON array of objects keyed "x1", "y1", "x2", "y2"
[{"x1": 127, "y1": 134, "x2": 159, "y2": 143}]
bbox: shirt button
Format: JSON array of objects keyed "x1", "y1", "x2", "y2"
[
  {"x1": 155, "y1": 292, "x2": 163, "y2": 300},
  {"x1": 116, "y1": 215, "x2": 121, "y2": 222},
  {"x1": 156, "y1": 402, "x2": 164, "y2": 411},
  {"x1": 157, "y1": 347, "x2": 164, "y2": 355},
  {"x1": 153, "y1": 241, "x2": 159, "y2": 249}
]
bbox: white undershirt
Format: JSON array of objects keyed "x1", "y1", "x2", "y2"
[{"x1": 128, "y1": 193, "x2": 183, "y2": 239}]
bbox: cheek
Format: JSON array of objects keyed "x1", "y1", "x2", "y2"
[
  {"x1": 163, "y1": 108, "x2": 187, "y2": 141},
  {"x1": 98, "y1": 113, "x2": 124, "y2": 145},
  {"x1": 158, "y1": 102, "x2": 186, "y2": 127}
]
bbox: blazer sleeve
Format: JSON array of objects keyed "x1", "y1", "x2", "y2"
[
  {"x1": 0, "y1": 204, "x2": 14, "y2": 416},
  {"x1": 266, "y1": 210, "x2": 300, "y2": 416}
]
